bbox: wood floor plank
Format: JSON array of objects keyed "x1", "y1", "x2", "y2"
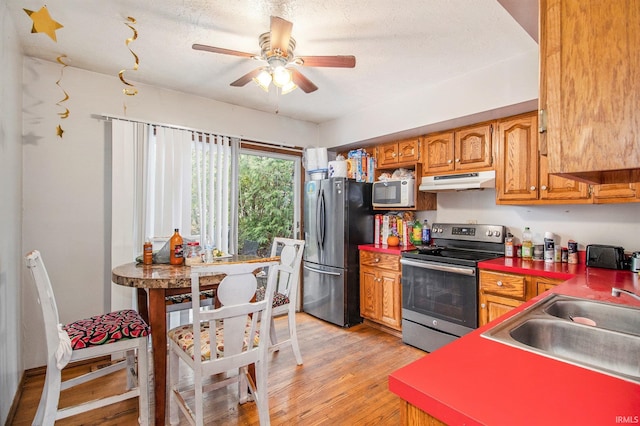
[{"x1": 10, "y1": 313, "x2": 425, "y2": 425}]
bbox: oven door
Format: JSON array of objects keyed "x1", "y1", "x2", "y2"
[{"x1": 400, "y1": 258, "x2": 478, "y2": 332}]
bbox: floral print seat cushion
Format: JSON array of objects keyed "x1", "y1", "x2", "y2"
[
  {"x1": 63, "y1": 309, "x2": 150, "y2": 350},
  {"x1": 255, "y1": 286, "x2": 290, "y2": 308},
  {"x1": 168, "y1": 318, "x2": 260, "y2": 361}
]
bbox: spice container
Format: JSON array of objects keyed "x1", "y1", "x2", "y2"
[
  {"x1": 505, "y1": 233, "x2": 514, "y2": 258},
  {"x1": 561, "y1": 247, "x2": 568, "y2": 263},
  {"x1": 568, "y1": 240, "x2": 579, "y2": 264},
  {"x1": 184, "y1": 242, "x2": 203, "y2": 266},
  {"x1": 554, "y1": 245, "x2": 562, "y2": 263}
]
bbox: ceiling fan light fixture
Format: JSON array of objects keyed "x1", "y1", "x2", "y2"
[
  {"x1": 280, "y1": 80, "x2": 297, "y2": 94},
  {"x1": 272, "y1": 66, "x2": 292, "y2": 87},
  {"x1": 253, "y1": 69, "x2": 272, "y2": 91}
]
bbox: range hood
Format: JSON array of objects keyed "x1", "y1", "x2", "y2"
[{"x1": 419, "y1": 170, "x2": 496, "y2": 192}]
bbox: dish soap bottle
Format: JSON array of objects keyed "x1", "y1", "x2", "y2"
[
  {"x1": 170, "y1": 228, "x2": 184, "y2": 265},
  {"x1": 521, "y1": 227, "x2": 533, "y2": 260}
]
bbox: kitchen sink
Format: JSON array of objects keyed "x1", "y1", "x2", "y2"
[
  {"x1": 482, "y1": 294, "x2": 640, "y2": 384},
  {"x1": 543, "y1": 297, "x2": 640, "y2": 336}
]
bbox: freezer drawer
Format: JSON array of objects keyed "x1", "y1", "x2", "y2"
[{"x1": 302, "y1": 262, "x2": 361, "y2": 328}]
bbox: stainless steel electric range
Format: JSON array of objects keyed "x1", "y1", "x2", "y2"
[{"x1": 401, "y1": 223, "x2": 505, "y2": 352}]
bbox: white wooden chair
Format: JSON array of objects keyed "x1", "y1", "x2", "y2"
[
  {"x1": 24, "y1": 250, "x2": 150, "y2": 426},
  {"x1": 168, "y1": 261, "x2": 279, "y2": 426},
  {"x1": 256, "y1": 238, "x2": 305, "y2": 365}
]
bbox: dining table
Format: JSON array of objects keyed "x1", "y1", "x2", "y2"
[{"x1": 111, "y1": 255, "x2": 279, "y2": 425}]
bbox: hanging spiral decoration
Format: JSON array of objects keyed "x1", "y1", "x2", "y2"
[
  {"x1": 55, "y1": 55, "x2": 69, "y2": 137},
  {"x1": 118, "y1": 16, "x2": 139, "y2": 96}
]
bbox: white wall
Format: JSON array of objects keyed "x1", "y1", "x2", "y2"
[
  {"x1": 21, "y1": 57, "x2": 319, "y2": 370},
  {"x1": 0, "y1": 2, "x2": 23, "y2": 423},
  {"x1": 413, "y1": 190, "x2": 640, "y2": 253},
  {"x1": 319, "y1": 48, "x2": 539, "y2": 146}
]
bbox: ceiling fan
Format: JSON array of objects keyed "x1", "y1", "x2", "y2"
[{"x1": 193, "y1": 16, "x2": 356, "y2": 94}]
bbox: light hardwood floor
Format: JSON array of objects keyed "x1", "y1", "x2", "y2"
[{"x1": 10, "y1": 313, "x2": 425, "y2": 425}]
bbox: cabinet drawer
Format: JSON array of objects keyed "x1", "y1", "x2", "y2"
[
  {"x1": 480, "y1": 270, "x2": 527, "y2": 300},
  {"x1": 360, "y1": 251, "x2": 400, "y2": 271}
]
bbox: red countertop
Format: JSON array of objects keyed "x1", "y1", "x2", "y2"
[
  {"x1": 389, "y1": 257, "x2": 640, "y2": 426},
  {"x1": 358, "y1": 243, "x2": 417, "y2": 255}
]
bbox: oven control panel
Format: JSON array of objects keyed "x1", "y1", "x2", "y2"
[{"x1": 431, "y1": 223, "x2": 505, "y2": 243}]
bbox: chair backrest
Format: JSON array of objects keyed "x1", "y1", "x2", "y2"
[
  {"x1": 269, "y1": 238, "x2": 305, "y2": 299},
  {"x1": 24, "y1": 250, "x2": 63, "y2": 361},
  {"x1": 189, "y1": 260, "x2": 279, "y2": 366}
]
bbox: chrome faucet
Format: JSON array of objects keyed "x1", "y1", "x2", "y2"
[{"x1": 611, "y1": 287, "x2": 640, "y2": 302}]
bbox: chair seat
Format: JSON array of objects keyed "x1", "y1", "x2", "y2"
[
  {"x1": 168, "y1": 319, "x2": 259, "y2": 362},
  {"x1": 165, "y1": 289, "x2": 215, "y2": 306},
  {"x1": 255, "y1": 286, "x2": 290, "y2": 308},
  {"x1": 63, "y1": 309, "x2": 151, "y2": 350}
]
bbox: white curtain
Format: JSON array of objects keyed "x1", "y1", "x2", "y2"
[
  {"x1": 111, "y1": 119, "x2": 150, "y2": 311},
  {"x1": 110, "y1": 119, "x2": 239, "y2": 310}
]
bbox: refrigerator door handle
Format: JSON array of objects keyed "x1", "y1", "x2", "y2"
[
  {"x1": 317, "y1": 188, "x2": 326, "y2": 250},
  {"x1": 303, "y1": 265, "x2": 341, "y2": 276}
]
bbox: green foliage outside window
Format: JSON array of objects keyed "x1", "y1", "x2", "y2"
[{"x1": 238, "y1": 155, "x2": 294, "y2": 255}]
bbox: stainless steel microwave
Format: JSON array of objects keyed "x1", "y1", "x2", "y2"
[{"x1": 372, "y1": 178, "x2": 415, "y2": 208}]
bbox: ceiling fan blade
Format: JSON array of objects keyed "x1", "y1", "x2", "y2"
[
  {"x1": 193, "y1": 43, "x2": 255, "y2": 58},
  {"x1": 230, "y1": 68, "x2": 263, "y2": 87},
  {"x1": 270, "y1": 16, "x2": 293, "y2": 53},
  {"x1": 298, "y1": 55, "x2": 356, "y2": 68},
  {"x1": 291, "y1": 69, "x2": 318, "y2": 93}
]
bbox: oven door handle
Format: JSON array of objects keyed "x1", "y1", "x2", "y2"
[
  {"x1": 400, "y1": 259, "x2": 476, "y2": 276},
  {"x1": 303, "y1": 265, "x2": 342, "y2": 276}
]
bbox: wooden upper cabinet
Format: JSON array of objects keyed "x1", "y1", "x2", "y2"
[
  {"x1": 592, "y1": 183, "x2": 640, "y2": 204},
  {"x1": 495, "y1": 113, "x2": 539, "y2": 203},
  {"x1": 421, "y1": 132, "x2": 455, "y2": 174},
  {"x1": 421, "y1": 123, "x2": 493, "y2": 175},
  {"x1": 454, "y1": 123, "x2": 493, "y2": 172},
  {"x1": 541, "y1": 0, "x2": 640, "y2": 184},
  {"x1": 539, "y1": 151, "x2": 591, "y2": 203},
  {"x1": 377, "y1": 138, "x2": 419, "y2": 167}
]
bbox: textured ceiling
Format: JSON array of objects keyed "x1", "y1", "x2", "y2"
[{"x1": 6, "y1": 0, "x2": 538, "y2": 124}]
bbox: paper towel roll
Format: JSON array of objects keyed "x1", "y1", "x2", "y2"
[
  {"x1": 328, "y1": 160, "x2": 348, "y2": 177},
  {"x1": 305, "y1": 147, "x2": 328, "y2": 171}
]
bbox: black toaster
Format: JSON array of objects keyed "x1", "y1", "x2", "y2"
[{"x1": 585, "y1": 244, "x2": 626, "y2": 270}]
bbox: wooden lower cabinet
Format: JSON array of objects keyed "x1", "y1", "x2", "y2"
[
  {"x1": 479, "y1": 270, "x2": 563, "y2": 326},
  {"x1": 359, "y1": 250, "x2": 402, "y2": 331},
  {"x1": 400, "y1": 400, "x2": 447, "y2": 426}
]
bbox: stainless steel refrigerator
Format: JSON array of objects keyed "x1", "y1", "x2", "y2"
[{"x1": 302, "y1": 178, "x2": 373, "y2": 327}]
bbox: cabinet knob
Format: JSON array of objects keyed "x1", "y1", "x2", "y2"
[
  {"x1": 455, "y1": 158, "x2": 460, "y2": 163},
  {"x1": 541, "y1": 185, "x2": 548, "y2": 191},
  {"x1": 374, "y1": 257, "x2": 380, "y2": 263},
  {"x1": 481, "y1": 303, "x2": 486, "y2": 309},
  {"x1": 530, "y1": 186, "x2": 536, "y2": 191},
  {"x1": 497, "y1": 280, "x2": 503, "y2": 287},
  {"x1": 447, "y1": 159, "x2": 452, "y2": 164},
  {"x1": 392, "y1": 152, "x2": 396, "y2": 158}
]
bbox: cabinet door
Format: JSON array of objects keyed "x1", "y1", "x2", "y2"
[
  {"x1": 377, "y1": 143, "x2": 399, "y2": 167},
  {"x1": 495, "y1": 113, "x2": 539, "y2": 203},
  {"x1": 380, "y1": 271, "x2": 401, "y2": 330},
  {"x1": 539, "y1": 152, "x2": 591, "y2": 203},
  {"x1": 454, "y1": 123, "x2": 493, "y2": 171},
  {"x1": 541, "y1": 0, "x2": 640, "y2": 181},
  {"x1": 479, "y1": 293, "x2": 522, "y2": 327},
  {"x1": 422, "y1": 132, "x2": 455, "y2": 174},
  {"x1": 360, "y1": 267, "x2": 380, "y2": 321},
  {"x1": 534, "y1": 276, "x2": 563, "y2": 296},
  {"x1": 397, "y1": 138, "x2": 419, "y2": 163},
  {"x1": 592, "y1": 183, "x2": 640, "y2": 204}
]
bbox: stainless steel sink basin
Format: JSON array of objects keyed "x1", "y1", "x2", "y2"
[
  {"x1": 482, "y1": 294, "x2": 640, "y2": 384},
  {"x1": 543, "y1": 298, "x2": 640, "y2": 336}
]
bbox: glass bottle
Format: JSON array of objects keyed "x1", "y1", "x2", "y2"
[
  {"x1": 521, "y1": 227, "x2": 533, "y2": 260},
  {"x1": 143, "y1": 239, "x2": 153, "y2": 265},
  {"x1": 169, "y1": 228, "x2": 184, "y2": 265}
]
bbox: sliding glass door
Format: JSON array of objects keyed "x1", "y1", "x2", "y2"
[{"x1": 238, "y1": 149, "x2": 301, "y2": 256}]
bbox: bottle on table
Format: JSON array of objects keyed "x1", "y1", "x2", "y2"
[
  {"x1": 521, "y1": 226, "x2": 533, "y2": 260},
  {"x1": 169, "y1": 228, "x2": 184, "y2": 265},
  {"x1": 143, "y1": 239, "x2": 153, "y2": 265}
]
